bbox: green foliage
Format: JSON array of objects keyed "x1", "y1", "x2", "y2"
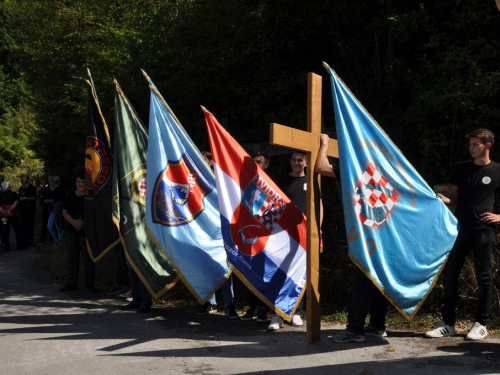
[
  {"x1": 381, "y1": 1, "x2": 500, "y2": 184},
  {"x1": 0, "y1": 1, "x2": 42, "y2": 182}
]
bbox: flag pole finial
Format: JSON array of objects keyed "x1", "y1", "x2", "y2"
[
  {"x1": 322, "y1": 61, "x2": 329, "y2": 69},
  {"x1": 141, "y1": 69, "x2": 150, "y2": 81}
]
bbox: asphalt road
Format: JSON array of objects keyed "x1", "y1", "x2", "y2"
[{"x1": 1, "y1": 248, "x2": 500, "y2": 375}]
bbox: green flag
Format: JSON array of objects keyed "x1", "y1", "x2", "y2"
[{"x1": 112, "y1": 80, "x2": 178, "y2": 298}]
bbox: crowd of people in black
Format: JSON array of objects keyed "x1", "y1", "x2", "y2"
[
  {"x1": 0, "y1": 173, "x2": 38, "y2": 251},
  {"x1": 0, "y1": 174, "x2": 76, "y2": 251}
]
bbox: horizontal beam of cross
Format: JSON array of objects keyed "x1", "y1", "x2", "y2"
[{"x1": 270, "y1": 124, "x2": 339, "y2": 159}]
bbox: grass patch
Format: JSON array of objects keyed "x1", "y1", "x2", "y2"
[{"x1": 322, "y1": 310, "x2": 348, "y2": 324}]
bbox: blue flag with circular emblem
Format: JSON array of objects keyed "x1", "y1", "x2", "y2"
[{"x1": 144, "y1": 74, "x2": 230, "y2": 303}]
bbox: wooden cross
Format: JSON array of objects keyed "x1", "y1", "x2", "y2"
[{"x1": 270, "y1": 72, "x2": 338, "y2": 343}]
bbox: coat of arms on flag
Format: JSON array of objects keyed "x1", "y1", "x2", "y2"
[
  {"x1": 131, "y1": 170, "x2": 147, "y2": 207},
  {"x1": 355, "y1": 163, "x2": 399, "y2": 227},
  {"x1": 85, "y1": 138, "x2": 112, "y2": 197},
  {"x1": 151, "y1": 153, "x2": 213, "y2": 226},
  {"x1": 229, "y1": 177, "x2": 287, "y2": 256}
]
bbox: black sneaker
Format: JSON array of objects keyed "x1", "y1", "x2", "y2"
[
  {"x1": 106, "y1": 284, "x2": 123, "y2": 295},
  {"x1": 196, "y1": 302, "x2": 217, "y2": 315},
  {"x1": 85, "y1": 286, "x2": 98, "y2": 293},
  {"x1": 256, "y1": 308, "x2": 268, "y2": 323},
  {"x1": 331, "y1": 329, "x2": 366, "y2": 343},
  {"x1": 59, "y1": 284, "x2": 77, "y2": 292},
  {"x1": 225, "y1": 304, "x2": 239, "y2": 319},
  {"x1": 240, "y1": 306, "x2": 258, "y2": 321},
  {"x1": 121, "y1": 301, "x2": 140, "y2": 310},
  {"x1": 137, "y1": 305, "x2": 151, "y2": 314}
]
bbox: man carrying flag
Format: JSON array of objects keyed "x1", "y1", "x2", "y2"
[
  {"x1": 203, "y1": 107, "x2": 307, "y2": 321},
  {"x1": 112, "y1": 80, "x2": 178, "y2": 305},
  {"x1": 322, "y1": 63, "x2": 458, "y2": 342},
  {"x1": 316, "y1": 134, "x2": 387, "y2": 343},
  {"x1": 144, "y1": 73, "x2": 230, "y2": 303},
  {"x1": 85, "y1": 71, "x2": 120, "y2": 260}
]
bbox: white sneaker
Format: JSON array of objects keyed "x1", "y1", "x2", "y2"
[
  {"x1": 267, "y1": 314, "x2": 283, "y2": 331},
  {"x1": 364, "y1": 323, "x2": 387, "y2": 338},
  {"x1": 424, "y1": 321, "x2": 456, "y2": 338},
  {"x1": 291, "y1": 314, "x2": 303, "y2": 327},
  {"x1": 465, "y1": 322, "x2": 488, "y2": 341}
]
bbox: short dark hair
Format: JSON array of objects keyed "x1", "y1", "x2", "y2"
[
  {"x1": 202, "y1": 151, "x2": 212, "y2": 162},
  {"x1": 252, "y1": 151, "x2": 269, "y2": 164},
  {"x1": 291, "y1": 151, "x2": 307, "y2": 158},
  {"x1": 76, "y1": 172, "x2": 85, "y2": 180},
  {"x1": 467, "y1": 129, "x2": 495, "y2": 147}
]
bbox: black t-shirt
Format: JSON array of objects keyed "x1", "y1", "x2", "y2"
[
  {"x1": 0, "y1": 190, "x2": 19, "y2": 206},
  {"x1": 18, "y1": 184, "x2": 38, "y2": 214},
  {"x1": 51, "y1": 186, "x2": 66, "y2": 202},
  {"x1": 62, "y1": 191, "x2": 84, "y2": 233},
  {"x1": 38, "y1": 185, "x2": 51, "y2": 203},
  {"x1": 49, "y1": 186, "x2": 66, "y2": 212},
  {"x1": 276, "y1": 174, "x2": 307, "y2": 214},
  {"x1": 0, "y1": 190, "x2": 20, "y2": 217},
  {"x1": 451, "y1": 160, "x2": 500, "y2": 230}
]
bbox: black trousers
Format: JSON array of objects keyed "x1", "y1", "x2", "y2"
[
  {"x1": 113, "y1": 244, "x2": 130, "y2": 286},
  {"x1": 19, "y1": 209, "x2": 36, "y2": 247},
  {"x1": 1, "y1": 216, "x2": 23, "y2": 251},
  {"x1": 37, "y1": 204, "x2": 50, "y2": 244},
  {"x1": 127, "y1": 260, "x2": 152, "y2": 308},
  {"x1": 442, "y1": 229, "x2": 494, "y2": 326},
  {"x1": 65, "y1": 230, "x2": 95, "y2": 288},
  {"x1": 346, "y1": 267, "x2": 387, "y2": 334}
]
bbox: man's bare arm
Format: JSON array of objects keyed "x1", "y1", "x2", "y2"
[{"x1": 315, "y1": 134, "x2": 336, "y2": 178}]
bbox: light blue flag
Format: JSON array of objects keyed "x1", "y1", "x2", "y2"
[
  {"x1": 144, "y1": 73, "x2": 230, "y2": 303},
  {"x1": 325, "y1": 64, "x2": 458, "y2": 318}
]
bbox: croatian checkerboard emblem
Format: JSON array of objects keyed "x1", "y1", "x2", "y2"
[
  {"x1": 355, "y1": 163, "x2": 399, "y2": 227},
  {"x1": 131, "y1": 169, "x2": 147, "y2": 206},
  {"x1": 230, "y1": 181, "x2": 286, "y2": 256},
  {"x1": 253, "y1": 195, "x2": 284, "y2": 231}
]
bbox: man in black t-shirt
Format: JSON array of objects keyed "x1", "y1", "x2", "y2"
[
  {"x1": 426, "y1": 129, "x2": 500, "y2": 341},
  {"x1": 18, "y1": 174, "x2": 38, "y2": 248},
  {"x1": 267, "y1": 151, "x2": 323, "y2": 331},
  {"x1": 59, "y1": 173, "x2": 95, "y2": 292}
]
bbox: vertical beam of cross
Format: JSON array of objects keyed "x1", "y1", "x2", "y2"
[{"x1": 270, "y1": 72, "x2": 338, "y2": 343}]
